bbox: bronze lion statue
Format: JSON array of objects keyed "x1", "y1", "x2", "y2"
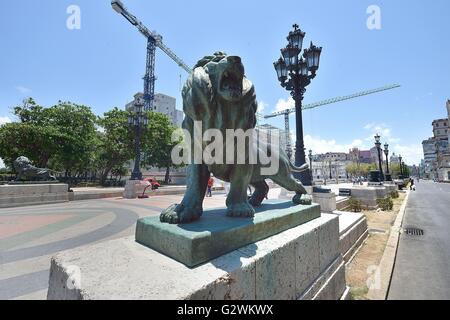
[
  {"x1": 160, "y1": 52, "x2": 311, "y2": 224},
  {"x1": 13, "y1": 156, "x2": 58, "y2": 181}
]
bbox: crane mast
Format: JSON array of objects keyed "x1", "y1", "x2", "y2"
[{"x1": 111, "y1": 0, "x2": 192, "y2": 111}]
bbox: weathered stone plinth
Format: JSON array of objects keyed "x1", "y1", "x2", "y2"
[
  {"x1": 123, "y1": 179, "x2": 146, "y2": 199},
  {"x1": 47, "y1": 213, "x2": 346, "y2": 300},
  {"x1": 334, "y1": 211, "x2": 368, "y2": 262},
  {"x1": 348, "y1": 185, "x2": 393, "y2": 209},
  {"x1": 313, "y1": 192, "x2": 336, "y2": 213},
  {"x1": 0, "y1": 183, "x2": 68, "y2": 208},
  {"x1": 136, "y1": 200, "x2": 321, "y2": 267}
]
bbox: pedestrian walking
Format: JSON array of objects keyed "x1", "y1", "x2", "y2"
[
  {"x1": 410, "y1": 178, "x2": 415, "y2": 191},
  {"x1": 207, "y1": 175, "x2": 214, "y2": 197}
]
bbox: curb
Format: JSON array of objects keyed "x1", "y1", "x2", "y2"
[{"x1": 366, "y1": 190, "x2": 410, "y2": 300}]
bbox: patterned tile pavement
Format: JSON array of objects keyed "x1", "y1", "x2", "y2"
[{"x1": 0, "y1": 192, "x2": 229, "y2": 300}]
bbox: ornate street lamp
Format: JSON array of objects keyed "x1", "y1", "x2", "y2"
[
  {"x1": 398, "y1": 154, "x2": 403, "y2": 178},
  {"x1": 128, "y1": 98, "x2": 148, "y2": 180},
  {"x1": 374, "y1": 133, "x2": 384, "y2": 181},
  {"x1": 308, "y1": 149, "x2": 313, "y2": 181},
  {"x1": 273, "y1": 24, "x2": 322, "y2": 186},
  {"x1": 384, "y1": 143, "x2": 392, "y2": 181}
]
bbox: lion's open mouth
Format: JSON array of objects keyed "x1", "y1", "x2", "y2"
[{"x1": 220, "y1": 68, "x2": 244, "y2": 98}]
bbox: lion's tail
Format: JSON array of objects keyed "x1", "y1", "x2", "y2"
[{"x1": 289, "y1": 162, "x2": 309, "y2": 173}]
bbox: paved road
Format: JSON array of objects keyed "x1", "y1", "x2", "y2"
[
  {"x1": 388, "y1": 180, "x2": 450, "y2": 300},
  {"x1": 0, "y1": 192, "x2": 228, "y2": 300}
]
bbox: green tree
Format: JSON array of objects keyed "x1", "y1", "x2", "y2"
[
  {"x1": 142, "y1": 111, "x2": 184, "y2": 184},
  {"x1": 0, "y1": 98, "x2": 97, "y2": 175},
  {"x1": 345, "y1": 162, "x2": 377, "y2": 178},
  {"x1": 390, "y1": 163, "x2": 410, "y2": 178},
  {"x1": 0, "y1": 122, "x2": 62, "y2": 168},
  {"x1": 96, "y1": 108, "x2": 134, "y2": 185}
]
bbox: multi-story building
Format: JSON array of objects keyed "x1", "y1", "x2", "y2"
[
  {"x1": 348, "y1": 148, "x2": 374, "y2": 164},
  {"x1": 432, "y1": 118, "x2": 448, "y2": 141},
  {"x1": 126, "y1": 92, "x2": 184, "y2": 127},
  {"x1": 390, "y1": 153, "x2": 400, "y2": 164},
  {"x1": 125, "y1": 92, "x2": 186, "y2": 183},
  {"x1": 422, "y1": 100, "x2": 450, "y2": 181},
  {"x1": 257, "y1": 123, "x2": 290, "y2": 157}
]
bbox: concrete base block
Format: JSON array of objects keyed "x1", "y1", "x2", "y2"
[
  {"x1": 123, "y1": 180, "x2": 146, "y2": 199},
  {"x1": 313, "y1": 192, "x2": 336, "y2": 213},
  {"x1": 349, "y1": 186, "x2": 389, "y2": 209},
  {"x1": 334, "y1": 211, "x2": 368, "y2": 262},
  {"x1": 0, "y1": 183, "x2": 69, "y2": 208},
  {"x1": 136, "y1": 200, "x2": 321, "y2": 267},
  {"x1": 47, "y1": 213, "x2": 346, "y2": 300}
]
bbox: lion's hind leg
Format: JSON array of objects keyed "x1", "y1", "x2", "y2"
[{"x1": 248, "y1": 180, "x2": 269, "y2": 207}]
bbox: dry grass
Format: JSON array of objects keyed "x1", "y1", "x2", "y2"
[{"x1": 345, "y1": 192, "x2": 406, "y2": 300}]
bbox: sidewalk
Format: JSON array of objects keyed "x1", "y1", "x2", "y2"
[{"x1": 70, "y1": 185, "x2": 225, "y2": 201}]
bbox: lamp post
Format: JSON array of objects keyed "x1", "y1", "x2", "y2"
[
  {"x1": 384, "y1": 143, "x2": 391, "y2": 181},
  {"x1": 329, "y1": 160, "x2": 332, "y2": 180},
  {"x1": 374, "y1": 134, "x2": 384, "y2": 181},
  {"x1": 128, "y1": 98, "x2": 148, "y2": 180},
  {"x1": 398, "y1": 154, "x2": 403, "y2": 178},
  {"x1": 308, "y1": 149, "x2": 313, "y2": 182},
  {"x1": 274, "y1": 24, "x2": 322, "y2": 186}
]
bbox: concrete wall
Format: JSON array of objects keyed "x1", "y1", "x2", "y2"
[
  {"x1": 0, "y1": 184, "x2": 68, "y2": 208},
  {"x1": 47, "y1": 214, "x2": 346, "y2": 300}
]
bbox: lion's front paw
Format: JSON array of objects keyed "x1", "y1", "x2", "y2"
[
  {"x1": 293, "y1": 194, "x2": 312, "y2": 205},
  {"x1": 226, "y1": 202, "x2": 255, "y2": 218},
  {"x1": 160, "y1": 203, "x2": 203, "y2": 224}
]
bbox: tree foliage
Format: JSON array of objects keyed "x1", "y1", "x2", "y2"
[
  {"x1": 0, "y1": 98, "x2": 97, "y2": 171},
  {"x1": 0, "y1": 98, "x2": 184, "y2": 185},
  {"x1": 345, "y1": 163, "x2": 378, "y2": 178}
]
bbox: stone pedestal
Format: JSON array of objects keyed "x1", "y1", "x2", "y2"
[
  {"x1": 312, "y1": 192, "x2": 336, "y2": 213},
  {"x1": 136, "y1": 200, "x2": 320, "y2": 267},
  {"x1": 0, "y1": 183, "x2": 69, "y2": 208},
  {"x1": 47, "y1": 213, "x2": 346, "y2": 300},
  {"x1": 349, "y1": 186, "x2": 389, "y2": 209},
  {"x1": 123, "y1": 179, "x2": 146, "y2": 199},
  {"x1": 334, "y1": 211, "x2": 368, "y2": 262}
]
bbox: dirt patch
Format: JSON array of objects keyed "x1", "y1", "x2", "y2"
[{"x1": 345, "y1": 192, "x2": 406, "y2": 300}]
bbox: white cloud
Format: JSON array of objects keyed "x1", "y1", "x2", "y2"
[
  {"x1": 299, "y1": 133, "x2": 364, "y2": 154},
  {"x1": 0, "y1": 158, "x2": 4, "y2": 168},
  {"x1": 363, "y1": 123, "x2": 400, "y2": 144},
  {"x1": 258, "y1": 100, "x2": 267, "y2": 114},
  {"x1": 288, "y1": 122, "x2": 423, "y2": 165},
  {"x1": 0, "y1": 116, "x2": 12, "y2": 126},
  {"x1": 275, "y1": 97, "x2": 295, "y2": 112},
  {"x1": 390, "y1": 144, "x2": 423, "y2": 166},
  {"x1": 15, "y1": 86, "x2": 32, "y2": 94}
]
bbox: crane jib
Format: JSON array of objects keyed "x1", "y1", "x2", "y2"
[{"x1": 264, "y1": 84, "x2": 400, "y2": 119}]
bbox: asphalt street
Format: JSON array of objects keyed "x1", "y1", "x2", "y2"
[{"x1": 388, "y1": 180, "x2": 450, "y2": 300}]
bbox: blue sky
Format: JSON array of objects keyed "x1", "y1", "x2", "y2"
[{"x1": 1, "y1": 0, "x2": 450, "y2": 166}]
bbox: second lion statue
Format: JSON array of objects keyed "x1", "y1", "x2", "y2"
[{"x1": 160, "y1": 52, "x2": 311, "y2": 224}]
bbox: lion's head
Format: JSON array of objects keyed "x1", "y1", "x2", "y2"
[
  {"x1": 194, "y1": 52, "x2": 252, "y2": 102},
  {"x1": 13, "y1": 156, "x2": 33, "y2": 171}
]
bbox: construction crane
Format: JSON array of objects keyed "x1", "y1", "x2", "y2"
[
  {"x1": 111, "y1": 0, "x2": 192, "y2": 111},
  {"x1": 263, "y1": 84, "x2": 401, "y2": 158}
]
